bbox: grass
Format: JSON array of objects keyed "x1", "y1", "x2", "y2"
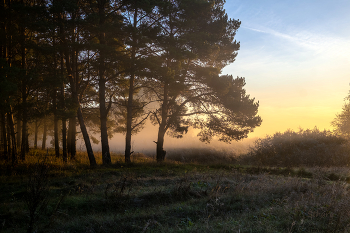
[{"x1": 1, "y1": 149, "x2": 350, "y2": 232}]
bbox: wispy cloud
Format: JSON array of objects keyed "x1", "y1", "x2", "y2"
[{"x1": 243, "y1": 26, "x2": 350, "y2": 61}]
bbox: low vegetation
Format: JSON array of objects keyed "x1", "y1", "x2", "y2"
[
  {"x1": 243, "y1": 128, "x2": 350, "y2": 167},
  {"x1": 1, "y1": 143, "x2": 350, "y2": 232}
]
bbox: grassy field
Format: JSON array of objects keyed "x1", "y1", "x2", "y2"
[{"x1": 1, "y1": 150, "x2": 350, "y2": 232}]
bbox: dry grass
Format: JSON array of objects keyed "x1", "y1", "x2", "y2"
[{"x1": 2, "y1": 149, "x2": 350, "y2": 232}]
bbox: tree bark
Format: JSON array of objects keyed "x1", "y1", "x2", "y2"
[
  {"x1": 98, "y1": 0, "x2": 111, "y2": 165},
  {"x1": 156, "y1": 126, "x2": 166, "y2": 162}
]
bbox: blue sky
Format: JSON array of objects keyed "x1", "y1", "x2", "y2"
[{"x1": 222, "y1": 0, "x2": 350, "y2": 137}]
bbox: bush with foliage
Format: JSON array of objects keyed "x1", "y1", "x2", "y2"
[{"x1": 244, "y1": 128, "x2": 349, "y2": 167}]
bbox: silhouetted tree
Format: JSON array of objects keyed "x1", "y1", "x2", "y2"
[
  {"x1": 146, "y1": 0, "x2": 261, "y2": 162},
  {"x1": 332, "y1": 93, "x2": 350, "y2": 139}
]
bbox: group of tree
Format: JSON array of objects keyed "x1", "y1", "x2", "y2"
[{"x1": 0, "y1": 0, "x2": 262, "y2": 167}]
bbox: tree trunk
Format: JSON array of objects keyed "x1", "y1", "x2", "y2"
[
  {"x1": 125, "y1": 6, "x2": 138, "y2": 164},
  {"x1": 7, "y1": 109, "x2": 17, "y2": 164},
  {"x1": 63, "y1": 38, "x2": 96, "y2": 167},
  {"x1": 77, "y1": 107, "x2": 96, "y2": 167},
  {"x1": 156, "y1": 82, "x2": 169, "y2": 162},
  {"x1": 20, "y1": 12, "x2": 27, "y2": 160},
  {"x1": 16, "y1": 118, "x2": 21, "y2": 148},
  {"x1": 156, "y1": 126, "x2": 166, "y2": 162},
  {"x1": 53, "y1": 89, "x2": 59, "y2": 157},
  {"x1": 34, "y1": 119, "x2": 38, "y2": 149},
  {"x1": 1, "y1": 111, "x2": 7, "y2": 156},
  {"x1": 61, "y1": 53, "x2": 67, "y2": 162},
  {"x1": 68, "y1": 116, "x2": 76, "y2": 159},
  {"x1": 42, "y1": 119, "x2": 47, "y2": 150},
  {"x1": 98, "y1": 0, "x2": 111, "y2": 165},
  {"x1": 7, "y1": 118, "x2": 11, "y2": 160},
  {"x1": 20, "y1": 89, "x2": 27, "y2": 160}
]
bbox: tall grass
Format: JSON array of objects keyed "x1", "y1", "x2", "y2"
[{"x1": 243, "y1": 128, "x2": 350, "y2": 167}]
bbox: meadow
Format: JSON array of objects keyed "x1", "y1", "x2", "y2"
[{"x1": 2, "y1": 129, "x2": 350, "y2": 233}]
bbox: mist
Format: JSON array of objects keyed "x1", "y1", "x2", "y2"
[{"x1": 78, "y1": 120, "x2": 256, "y2": 158}]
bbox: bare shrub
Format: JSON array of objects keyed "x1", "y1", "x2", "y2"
[
  {"x1": 104, "y1": 176, "x2": 138, "y2": 200},
  {"x1": 24, "y1": 158, "x2": 67, "y2": 233},
  {"x1": 25, "y1": 159, "x2": 50, "y2": 233}
]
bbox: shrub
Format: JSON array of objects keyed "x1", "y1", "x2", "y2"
[{"x1": 244, "y1": 128, "x2": 349, "y2": 167}]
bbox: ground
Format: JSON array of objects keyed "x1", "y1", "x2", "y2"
[{"x1": 1, "y1": 150, "x2": 350, "y2": 232}]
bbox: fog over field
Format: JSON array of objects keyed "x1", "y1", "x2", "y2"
[{"x1": 77, "y1": 121, "x2": 255, "y2": 156}]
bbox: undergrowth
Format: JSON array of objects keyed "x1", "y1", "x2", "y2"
[{"x1": 243, "y1": 128, "x2": 350, "y2": 167}]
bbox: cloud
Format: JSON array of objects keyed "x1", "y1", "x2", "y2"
[{"x1": 243, "y1": 26, "x2": 350, "y2": 61}]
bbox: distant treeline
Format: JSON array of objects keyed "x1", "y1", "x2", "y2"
[{"x1": 0, "y1": 0, "x2": 262, "y2": 166}]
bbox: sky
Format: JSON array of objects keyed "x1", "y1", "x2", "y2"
[
  {"x1": 222, "y1": 0, "x2": 350, "y2": 138},
  {"x1": 91, "y1": 0, "x2": 350, "y2": 154}
]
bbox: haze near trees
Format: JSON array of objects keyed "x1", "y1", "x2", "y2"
[{"x1": 0, "y1": 0, "x2": 261, "y2": 165}]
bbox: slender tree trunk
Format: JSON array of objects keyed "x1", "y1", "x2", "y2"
[
  {"x1": 62, "y1": 117, "x2": 67, "y2": 162},
  {"x1": 0, "y1": 0, "x2": 5, "y2": 156},
  {"x1": 67, "y1": 122, "x2": 71, "y2": 154},
  {"x1": 68, "y1": 116, "x2": 76, "y2": 158},
  {"x1": 8, "y1": 109, "x2": 16, "y2": 164},
  {"x1": 98, "y1": 0, "x2": 111, "y2": 165},
  {"x1": 41, "y1": 119, "x2": 47, "y2": 150},
  {"x1": 61, "y1": 53, "x2": 67, "y2": 162},
  {"x1": 34, "y1": 119, "x2": 38, "y2": 149},
  {"x1": 125, "y1": 6, "x2": 138, "y2": 163},
  {"x1": 20, "y1": 90, "x2": 27, "y2": 160},
  {"x1": 53, "y1": 89, "x2": 59, "y2": 157},
  {"x1": 20, "y1": 12, "x2": 27, "y2": 160},
  {"x1": 1, "y1": 111, "x2": 7, "y2": 156},
  {"x1": 77, "y1": 107, "x2": 96, "y2": 167},
  {"x1": 16, "y1": 118, "x2": 21, "y2": 148},
  {"x1": 7, "y1": 118, "x2": 11, "y2": 160}
]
